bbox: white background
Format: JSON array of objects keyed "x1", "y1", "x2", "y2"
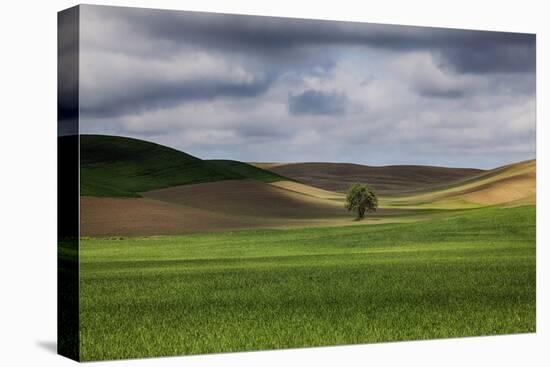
[{"x1": 0, "y1": 0, "x2": 547, "y2": 365}]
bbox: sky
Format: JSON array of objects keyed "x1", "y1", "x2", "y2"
[{"x1": 77, "y1": 5, "x2": 536, "y2": 169}]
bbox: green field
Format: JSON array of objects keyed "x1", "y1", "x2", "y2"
[
  {"x1": 80, "y1": 135, "x2": 287, "y2": 197},
  {"x1": 75, "y1": 135, "x2": 536, "y2": 361},
  {"x1": 79, "y1": 205, "x2": 536, "y2": 361}
]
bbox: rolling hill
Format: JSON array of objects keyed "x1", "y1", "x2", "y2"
[
  {"x1": 383, "y1": 159, "x2": 536, "y2": 208},
  {"x1": 80, "y1": 135, "x2": 286, "y2": 197},
  {"x1": 81, "y1": 180, "x2": 353, "y2": 236},
  {"x1": 80, "y1": 135, "x2": 354, "y2": 236},
  {"x1": 208, "y1": 159, "x2": 290, "y2": 183},
  {"x1": 79, "y1": 135, "x2": 535, "y2": 236},
  {"x1": 253, "y1": 162, "x2": 485, "y2": 195}
]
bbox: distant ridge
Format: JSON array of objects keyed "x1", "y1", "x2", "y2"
[
  {"x1": 385, "y1": 159, "x2": 536, "y2": 208},
  {"x1": 253, "y1": 162, "x2": 485, "y2": 195}
]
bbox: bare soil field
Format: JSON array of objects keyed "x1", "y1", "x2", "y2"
[
  {"x1": 80, "y1": 196, "x2": 262, "y2": 236},
  {"x1": 269, "y1": 180, "x2": 345, "y2": 200},
  {"x1": 80, "y1": 180, "x2": 430, "y2": 236},
  {"x1": 256, "y1": 162, "x2": 484, "y2": 195},
  {"x1": 463, "y1": 172, "x2": 535, "y2": 205},
  {"x1": 81, "y1": 180, "x2": 349, "y2": 236},
  {"x1": 142, "y1": 179, "x2": 347, "y2": 218}
]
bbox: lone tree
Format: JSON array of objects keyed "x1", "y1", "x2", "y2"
[{"x1": 345, "y1": 183, "x2": 378, "y2": 220}]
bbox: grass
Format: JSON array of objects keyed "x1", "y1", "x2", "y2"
[
  {"x1": 80, "y1": 135, "x2": 242, "y2": 197},
  {"x1": 209, "y1": 159, "x2": 290, "y2": 183},
  {"x1": 80, "y1": 135, "x2": 289, "y2": 197},
  {"x1": 79, "y1": 205, "x2": 535, "y2": 361}
]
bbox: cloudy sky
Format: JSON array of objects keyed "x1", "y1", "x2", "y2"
[{"x1": 78, "y1": 5, "x2": 536, "y2": 169}]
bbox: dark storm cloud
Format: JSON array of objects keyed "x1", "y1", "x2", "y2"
[
  {"x1": 81, "y1": 73, "x2": 274, "y2": 118},
  {"x1": 80, "y1": 5, "x2": 535, "y2": 119},
  {"x1": 91, "y1": 5, "x2": 535, "y2": 73},
  {"x1": 288, "y1": 89, "x2": 347, "y2": 116},
  {"x1": 440, "y1": 41, "x2": 536, "y2": 74}
]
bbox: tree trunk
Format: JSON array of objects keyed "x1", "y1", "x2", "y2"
[{"x1": 358, "y1": 206, "x2": 365, "y2": 219}]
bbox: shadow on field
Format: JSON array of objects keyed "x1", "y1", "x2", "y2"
[{"x1": 36, "y1": 340, "x2": 57, "y2": 354}]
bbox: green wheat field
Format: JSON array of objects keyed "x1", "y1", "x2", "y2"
[{"x1": 78, "y1": 206, "x2": 534, "y2": 360}]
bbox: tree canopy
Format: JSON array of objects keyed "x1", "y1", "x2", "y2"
[{"x1": 345, "y1": 183, "x2": 378, "y2": 219}]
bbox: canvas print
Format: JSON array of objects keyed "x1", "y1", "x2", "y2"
[{"x1": 58, "y1": 4, "x2": 536, "y2": 362}]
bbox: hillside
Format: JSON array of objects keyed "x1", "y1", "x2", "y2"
[
  {"x1": 143, "y1": 180, "x2": 345, "y2": 219},
  {"x1": 254, "y1": 162, "x2": 485, "y2": 195},
  {"x1": 79, "y1": 135, "x2": 534, "y2": 236},
  {"x1": 80, "y1": 135, "x2": 287, "y2": 197},
  {"x1": 79, "y1": 135, "x2": 357, "y2": 236},
  {"x1": 81, "y1": 179, "x2": 354, "y2": 237},
  {"x1": 208, "y1": 160, "x2": 289, "y2": 183},
  {"x1": 383, "y1": 160, "x2": 536, "y2": 208}
]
